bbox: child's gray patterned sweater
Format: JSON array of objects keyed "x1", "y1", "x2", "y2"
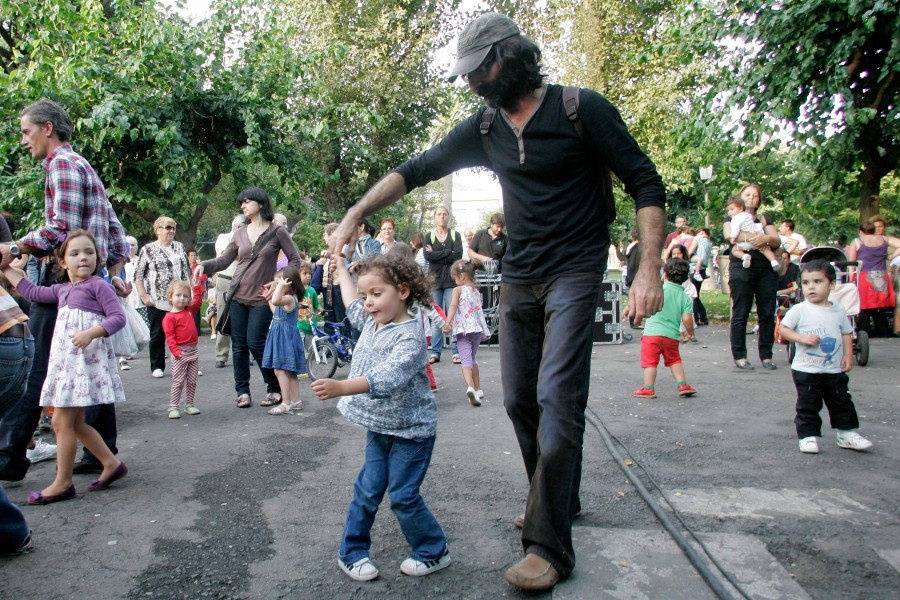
[{"x1": 336, "y1": 299, "x2": 436, "y2": 439}]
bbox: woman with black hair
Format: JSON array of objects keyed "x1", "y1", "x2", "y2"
[{"x1": 196, "y1": 187, "x2": 301, "y2": 408}]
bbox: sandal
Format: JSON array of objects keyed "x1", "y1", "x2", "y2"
[
  {"x1": 429, "y1": 355, "x2": 440, "y2": 364},
  {"x1": 261, "y1": 393, "x2": 281, "y2": 407},
  {"x1": 452, "y1": 355, "x2": 461, "y2": 364},
  {"x1": 268, "y1": 403, "x2": 293, "y2": 415},
  {"x1": 290, "y1": 400, "x2": 303, "y2": 411},
  {"x1": 236, "y1": 393, "x2": 252, "y2": 408}
]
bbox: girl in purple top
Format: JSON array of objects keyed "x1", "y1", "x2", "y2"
[{"x1": 2, "y1": 230, "x2": 128, "y2": 505}]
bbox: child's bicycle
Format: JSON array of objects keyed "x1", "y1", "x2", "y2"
[{"x1": 306, "y1": 318, "x2": 355, "y2": 381}]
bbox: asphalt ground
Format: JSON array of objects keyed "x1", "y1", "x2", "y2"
[{"x1": 0, "y1": 325, "x2": 897, "y2": 599}]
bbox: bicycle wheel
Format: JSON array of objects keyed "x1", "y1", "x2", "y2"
[{"x1": 307, "y1": 339, "x2": 338, "y2": 381}]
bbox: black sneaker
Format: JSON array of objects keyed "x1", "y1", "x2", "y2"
[
  {"x1": 72, "y1": 460, "x2": 103, "y2": 475},
  {"x1": 2, "y1": 531, "x2": 33, "y2": 555}
]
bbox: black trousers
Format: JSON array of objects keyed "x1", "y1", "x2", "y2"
[
  {"x1": 792, "y1": 370, "x2": 859, "y2": 438},
  {"x1": 729, "y1": 257, "x2": 778, "y2": 361},
  {"x1": 147, "y1": 305, "x2": 168, "y2": 372}
]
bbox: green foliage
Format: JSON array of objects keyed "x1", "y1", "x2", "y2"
[
  {"x1": 683, "y1": 0, "x2": 900, "y2": 221},
  {"x1": 0, "y1": 0, "x2": 332, "y2": 246}
]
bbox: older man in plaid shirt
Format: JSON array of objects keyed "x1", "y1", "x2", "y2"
[{"x1": 0, "y1": 99, "x2": 131, "y2": 485}]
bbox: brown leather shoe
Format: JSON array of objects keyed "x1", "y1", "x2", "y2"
[
  {"x1": 513, "y1": 509, "x2": 581, "y2": 529},
  {"x1": 504, "y1": 554, "x2": 560, "y2": 591}
]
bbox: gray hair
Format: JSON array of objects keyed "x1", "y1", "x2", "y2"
[
  {"x1": 21, "y1": 99, "x2": 73, "y2": 142},
  {"x1": 231, "y1": 214, "x2": 247, "y2": 230}
]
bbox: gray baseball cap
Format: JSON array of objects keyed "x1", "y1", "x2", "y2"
[{"x1": 447, "y1": 13, "x2": 520, "y2": 82}]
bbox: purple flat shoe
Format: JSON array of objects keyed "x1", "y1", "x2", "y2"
[
  {"x1": 87, "y1": 462, "x2": 128, "y2": 491},
  {"x1": 27, "y1": 484, "x2": 76, "y2": 505}
]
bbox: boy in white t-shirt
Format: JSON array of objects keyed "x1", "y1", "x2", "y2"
[
  {"x1": 725, "y1": 196, "x2": 780, "y2": 270},
  {"x1": 779, "y1": 260, "x2": 873, "y2": 454}
]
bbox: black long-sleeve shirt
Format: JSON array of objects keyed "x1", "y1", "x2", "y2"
[{"x1": 395, "y1": 84, "x2": 666, "y2": 284}]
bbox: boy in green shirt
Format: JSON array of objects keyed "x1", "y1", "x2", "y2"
[
  {"x1": 633, "y1": 258, "x2": 697, "y2": 398},
  {"x1": 296, "y1": 262, "x2": 321, "y2": 377}
]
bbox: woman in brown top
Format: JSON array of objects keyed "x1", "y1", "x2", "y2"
[{"x1": 196, "y1": 188, "x2": 301, "y2": 408}]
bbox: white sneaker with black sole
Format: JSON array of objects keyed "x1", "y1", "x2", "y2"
[
  {"x1": 27, "y1": 439, "x2": 58, "y2": 463},
  {"x1": 152, "y1": 369, "x2": 164, "y2": 378},
  {"x1": 400, "y1": 548, "x2": 451, "y2": 576},
  {"x1": 338, "y1": 557, "x2": 379, "y2": 581}
]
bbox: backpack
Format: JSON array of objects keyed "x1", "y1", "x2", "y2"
[
  {"x1": 427, "y1": 229, "x2": 457, "y2": 247},
  {"x1": 479, "y1": 85, "x2": 616, "y2": 224}
]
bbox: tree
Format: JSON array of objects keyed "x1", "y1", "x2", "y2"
[
  {"x1": 283, "y1": 0, "x2": 463, "y2": 219},
  {"x1": 0, "y1": 0, "x2": 330, "y2": 246},
  {"x1": 685, "y1": 0, "x2": 900, "y2": 223}
]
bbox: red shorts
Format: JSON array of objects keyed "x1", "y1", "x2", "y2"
[{"x1": 641, "y1": 336, "x2": 682, "y2": 368}]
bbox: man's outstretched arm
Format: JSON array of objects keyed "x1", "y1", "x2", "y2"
[{"x1": 328, "y1": 172, "x2": 407, "y2": 261}]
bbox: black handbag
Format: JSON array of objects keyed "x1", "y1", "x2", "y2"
[{"x1": 216, "y1": 227, "x2": 280, "y2": 335}]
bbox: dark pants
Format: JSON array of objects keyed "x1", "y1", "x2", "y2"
[
  {"x1": 0, "y1": 303, "x2": 117, "y2": 478},
  {"x1": 793, "y1": 370, "x2": 859, "y2": 438},
  {"x1": 729, "y1": 257, "x2": 778, "y2": 361},
  {"x1": 147, "y1": 305, "x2": 168, "y2": 372},
  {"x1": 500, "y1": 273, "x2": 603, "y2": 578},
  {"x1": 858, "y1": 308, "x2": 891, "y2": 338},
  {"x1": 0, "y1": 333, "x2": 32, "y2": 550},
  {"x1": 324, "y1": 285, "x2": 346, "y2": 325},
  {"x1": 229, "y1": 301, "x2": 279, "y2": 397},
  {"x1": 691, "y1": 268, "x2": 707, "y2": 323}
]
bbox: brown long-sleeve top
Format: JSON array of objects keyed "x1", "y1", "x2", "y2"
[{"x1": 200, "y1": 224, "x2": 301, "y2": 307}]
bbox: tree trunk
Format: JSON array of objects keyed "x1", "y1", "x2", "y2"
[{"x1": 858, "y1": 165, "x2": 881, "y2": 225}]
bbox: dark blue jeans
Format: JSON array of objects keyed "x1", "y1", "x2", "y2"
[
  {"x1": 729, "y1": 256, "x2": 778, "y2": 362},
  {"x1": 340, "y1": 432, "x2": 446, "y2": 565},
  {"x1": 431, "y1": 287, "x2": 458, "y2": 358},
  {"x1": 228, "y1": 301, "x2": 279, "y2": 397},
  {"x1": 500, "y1": 273, "x2": 603, "y2": 578},
  {"x1": 0, "y1": 302, "x2": 117, "y2": 477},
  {"x1": 0, "y1": 333, "x2": 32, "y2": 551}
]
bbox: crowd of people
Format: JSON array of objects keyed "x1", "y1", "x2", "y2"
[{"x1": 0, "y1": 12, "x2": 894, "y2": 596}]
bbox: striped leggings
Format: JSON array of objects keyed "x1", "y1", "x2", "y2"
[{"x1": 170, "y1": 344, "x2": 199, "y2": 408}]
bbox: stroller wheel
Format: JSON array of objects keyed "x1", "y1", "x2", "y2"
[{"x1": 855, "y1": 330, "x2": 869, "y2": 366}]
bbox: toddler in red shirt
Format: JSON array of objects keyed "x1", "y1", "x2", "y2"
[{"x1": 162, "y1": 280, "x2": 203, "y2": 419}]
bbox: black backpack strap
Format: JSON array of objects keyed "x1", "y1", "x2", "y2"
[
  {"x1": 480, "y1": 106, "x2": 497, "y2": 159},
  {"x1": 563, "y1": 85, "x2": 583, "y2": 139}
]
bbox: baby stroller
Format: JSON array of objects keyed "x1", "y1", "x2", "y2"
[{"x1": 788, "y1": 247, "x2": 869, "y2": 366}]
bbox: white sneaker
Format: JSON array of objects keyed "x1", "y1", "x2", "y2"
[
  {"x1": 27, "y1": 440, "x2": 58, "y2": 463},
  {"x1": 798, "y1": 436, "x2": 819, "y2": 454},
  {"x1": 741, "y1": 254, "x2": 752, "y2": 269},
  {"x1": 338, "y1": 557, "x2": 379, "y2": 581},
  {"x1": 118, "y1": 357, "x2": 131, "y2": 371},
  {"x1": 836, "y1": 430, "x2": 873, "y2": 451},
  {"x1": 210, "y1": 333, "x2": 217, "y2": 340},
  {"x1": 400, "y1": 548, "x2": 451, "y2": 576},
  {"x1": 466, "y1": 386, "x2": 481, "y2": 407},
  {"x1": 476, "y1": 389, "x2": 485, "y2": 401},
  {"x1": 198, "y1": 370, "x2": 203, "y2": 376},
  {"x1": 152, "y1": 369, "x2": 164, "y2": 378}
]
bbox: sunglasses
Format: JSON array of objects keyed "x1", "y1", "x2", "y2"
[
  {"x1": 462, "y1": 59, "x2": 494, "y2": 82},
  {"x1": 159, "y1": 225, "x2": 176, "y2": 231}
]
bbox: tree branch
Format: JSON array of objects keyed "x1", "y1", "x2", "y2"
[
  {"x1": 867, "y1": 70, "x2": 895, "y2": 112},
  {"x1": 846, "y1": 48, "x2": 862, "y2": 81}
]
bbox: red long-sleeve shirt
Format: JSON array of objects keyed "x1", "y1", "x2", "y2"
[{"x1": 162, "y1": 286, "x2": 203, "y2": 358}]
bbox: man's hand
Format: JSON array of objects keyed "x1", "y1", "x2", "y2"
[
  {"x1": 111, "y1": 277, "x2": 132, "y2": 298},
  {"x1": 0, "y1": 245, "x2": 13, "y2": 270},
  {"x1": 329, "y1": 217, "x2": 360, "y2": 263},
  {"x1": 625, "y1": 262, "x2": 664, "y2": 321},
  {"x1": 192, "y1": 264, "x2": 205, "y2": 286}
]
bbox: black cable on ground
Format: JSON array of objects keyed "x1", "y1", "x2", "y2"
[
  {"x1": 600, "y1": 423, "x2": 755, "y2": 600},
  {"x1": 585, "y1": 407, "x2": 749, "y2": 600}
]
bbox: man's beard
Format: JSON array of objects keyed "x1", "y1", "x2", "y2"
[{"x1": 476, "y1": 77, "x2": 523, "y2": 111}]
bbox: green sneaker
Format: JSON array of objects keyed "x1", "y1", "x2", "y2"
[
  {"x1": 183, "y1": 404, "x2": 200, "y2": 415},
  {"x1": 168, "y1": 408, "x2": 181, "y2": 419}
]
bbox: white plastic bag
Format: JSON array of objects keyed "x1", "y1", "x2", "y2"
[
  {"x1": 125, "y1": 299, "x2": 151, "y2": 352},
  {"x1": 110, "y1": 300, "x2": 139, "y2": 357}
]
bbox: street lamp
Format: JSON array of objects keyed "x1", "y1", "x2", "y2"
[{"x1": 699, "y1": 165, "x2": 713, "y2": 228}]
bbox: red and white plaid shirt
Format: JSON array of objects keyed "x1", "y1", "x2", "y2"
[{"x1": 21, "y1": 144, "x2": 128, "y2": 267}]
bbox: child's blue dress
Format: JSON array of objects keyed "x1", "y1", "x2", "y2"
[{"x1": 263, "y1": 301, "x2": 307, "y2": 374}]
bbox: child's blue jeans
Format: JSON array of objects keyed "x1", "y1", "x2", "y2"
[{"x1": 340, "y1": 431, "x2": 446, "y2": 564}]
